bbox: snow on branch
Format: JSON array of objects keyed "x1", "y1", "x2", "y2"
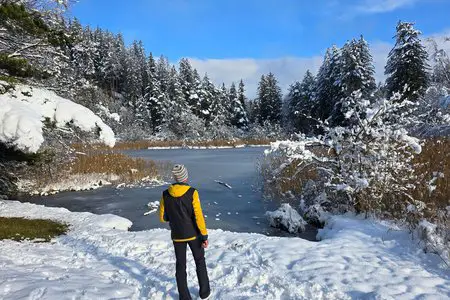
[{"x1": 0, "y1": 83, "x2": 115, "y2": 152}]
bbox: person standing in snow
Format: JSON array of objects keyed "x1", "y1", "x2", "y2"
[{"x1": 159, "y1": 164, "x2": 211, "y2": 300}]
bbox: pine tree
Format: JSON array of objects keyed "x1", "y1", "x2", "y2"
[
  {"x1": 68, "y1": 20, "x2": 96, "y2": 81},
  {"x1": 189, "y1": 69, "x2": 203, "y2": 117},
  {"x1": 236, "y1": 80, "x2": 250, "y2": 129},
  {"x1": 101, "y1": 31, "x2": 123, "y2": 92},
  {"x1": 238, "y1": 80, "x2": 247, "y2": 109},
  {"x1": 429, "y1": 38, "x2": 450, "y2": 88},
  {"x1": 178, "y1": 58, "x2": 195, "y2": 105},
  {"x1": 385, "y1": 21, "x2": 430, "y2": 102},
  {"x1": 199, "y1": 74, "x2": 215, "y2": 124},
  {"x1": 338, "y1": 37, "x2": 376, "y2": 100},
  {"x1": 228, "y1": 82, "x2": 249, "y2": 129},
  {"x1": 315, "y1": 46, "x2": 341, "y2": 121},
  {"x1": 114, "y1": 33, "x2": 127, "y2": 92},
  {"x1": 247, "y1": 99, "x2": 261, "y2": 124},
  {"x1": 156, "y1": 56, "x2": 171, "y2": 95},
  {"x1": 229, "y1": 82, "x2": 238, "y2": 109},
  {"x1": 124, "y1": 41, "x2": 147, "y2": 127},
  {"x1": 164, "y1": 66, "x2": 194, "y2": 136},
  {"x1": 135, "y1": 41, "x2": 148, "y2": 96},
  {"x1": 287, "y1": 81, "x2": 302, "y2": 129},
  {"x1": 145, "y1": 53, "x2": 162, "y2": 132},
  {"x1": 258, "y1": 73, "x2": 283, "y2": 125},
  {"x1": 288, "y1": 70, "x2": 316, "y2": 133},
  {"x1": 331, "y1": 36, "x2": 376, "y2": 125},
  {"x1": 256, "y1": 75, "x2": 266, "y2": 125},
  {"x1": 210, "y1": 83, "x2": 230, "y2": 126}
]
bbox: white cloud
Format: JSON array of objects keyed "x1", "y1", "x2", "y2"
[
  {"x1": 189, "y1": 49, "x2": 386, "y2": 98},
  {"x1": 190, "y1": 56, "x2": 323, "y2": 98},
  {"x1": 356, "y1": 0, "x2": 418, "y2": 14},
  {"x1": 188, "y1": 31, "x2": 450, "y2": 98}
]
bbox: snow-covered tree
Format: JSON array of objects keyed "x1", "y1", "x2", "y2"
[
  {"x1": 144, "y1": 53, "x2": 160, "y2": 131},
  {"x1": 123, "y1": 41, "x2": 148, "y2": 128},
  {"x1": 247, "y1": 98, "x2": 261, "y2": 124},
  {"x1": 0, "y1": 1, "x2": 70, "y2": 80},
  {"x1": 385, "y1": 21, "x2": 430, "y2": 102},
  {"x1": 287, "y1": 70, "x2": 316, "y2": 133},
  {"x1": 210, "y1": 83, "x2": 231, "y2": 126},
  {"x1": 258, "y1": 73, "x2": 283, "y2": 125},
  {"x1": 178, "y1": 58, "x2": 195, "y2": 105},
  {"x1": 228, "y1": 82, "x2": 249, "y2": 129},
  {"x1": 339, "y1": 37, "x2": 376, "y2": 100},
  {"x1": 188, "y1": 69, "x2": 203, "y2": 117},
  {"x1": 155, "y1": 55, "x2": 170, "y2": 94},
  {"x1": 315, "y1": 46, "x2": 341, "y2": 122},
  {"x1": 238, "y1": 80, "x2": 247, "y2": 109},
  {"x1": 199, "y1": 74, "x2": 215, "y2": 124},
  {"x1": 428, "y1": 37, "x2": 450, "y2": 88},
  {"x1": 331, "y1": 37, "x2": 376, "y2": 126}
]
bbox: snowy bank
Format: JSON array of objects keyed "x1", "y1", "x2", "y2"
[
  {"x1": 146, "y1": 144, "x2": 269, "y2": 150},
  {"x1": 0, "y1": 201, "x2": 449, "y2": 299},
  {"x1": 0, "y1": 83, "x2": 115, "y2": 152},
  {"x1": 18, "y1": 175, "x2": 166, "y2": 196}
]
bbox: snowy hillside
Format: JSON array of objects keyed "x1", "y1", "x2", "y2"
[
  {"x1": 0, "y1": 83, "x2": 115, "y2": 153},
  {"x1": 0, "y1": 200, "x2": 448, "y2": 299}
]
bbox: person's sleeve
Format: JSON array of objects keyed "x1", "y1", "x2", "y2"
[
  {"x1": 159, "y1": 196, "x2": 168, "y2": 223},
  {"x1": 192, "y1": 190, "x2": 208, "y2": 241}
]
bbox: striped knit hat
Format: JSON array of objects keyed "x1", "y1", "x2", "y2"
[{"x1": 172, "y1": 164, "x2": 188, "y2": 183}]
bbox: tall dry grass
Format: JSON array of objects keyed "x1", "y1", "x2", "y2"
[
  {"x1": 70, "y1": 150, "x2": 159, "y2": 182},
  {"x1": 19, "y1": 147, "x2": 161, "y2": 193},
  {"x1": 411, "y1": 138, "x2": 449, "y2": 223}
]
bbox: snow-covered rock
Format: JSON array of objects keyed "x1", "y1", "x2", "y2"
[
  {"x1": 266, "y1": 203, "x2": 307, "y2": 233},
  {"x1": 0, "y1": 201, "x2": 449, "y2": 299},
  {"x1": 144, "y1": 200, "x2": 160, "y2": 215},
  {"x1": 0, "y1": 83, "x2": 115, "y2": 152}
]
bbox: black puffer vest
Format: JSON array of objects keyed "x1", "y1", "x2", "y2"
[{"x1": 163, "y1": 186, "x2": 200, "y2": 240}]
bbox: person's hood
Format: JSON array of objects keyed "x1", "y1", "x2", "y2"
[{"x1": 168, "y1": 183, "x2": 191, "y2": 197}]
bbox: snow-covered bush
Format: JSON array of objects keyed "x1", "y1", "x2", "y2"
[
  {"x1": 247, "y1": 120, "x2": 286, "y2": 140},
  {"x1": 265, "y1": 203, "x2": 307, "y2": 233},
  {"x1": 414, "y1": 219, "x2": 450, "y2": 266},
  {"x1": 264, "y1": 92, "x2": 425, "y2": 218}
]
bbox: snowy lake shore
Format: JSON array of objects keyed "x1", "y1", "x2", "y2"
[
  {"x1": 1, "y1": 200, "x2": 448, "y2": 300},
  {"x1": 146, "y1": 144, "x2": 268, "y2": 150}
]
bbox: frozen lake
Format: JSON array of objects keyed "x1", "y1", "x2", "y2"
[{"x1": 20, "y1": 147, "x2": 317, "y2": 240}]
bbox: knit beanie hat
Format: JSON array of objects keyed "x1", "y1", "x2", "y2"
[{"x1": 172, "y1": 164, "x2": 188, "y2": 183}]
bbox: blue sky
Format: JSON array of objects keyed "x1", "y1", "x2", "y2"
[{"x1": 71, "y1": 0, "x2": 450, "y2": 96}]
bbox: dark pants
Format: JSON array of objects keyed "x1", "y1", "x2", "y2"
[{"x1": 173, "y1": 238, "x2": 210, "y2": 300}]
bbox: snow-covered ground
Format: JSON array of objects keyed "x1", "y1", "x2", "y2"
[{"x1": 0, "y1": 200, "x2": 449, "y2": 300}]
